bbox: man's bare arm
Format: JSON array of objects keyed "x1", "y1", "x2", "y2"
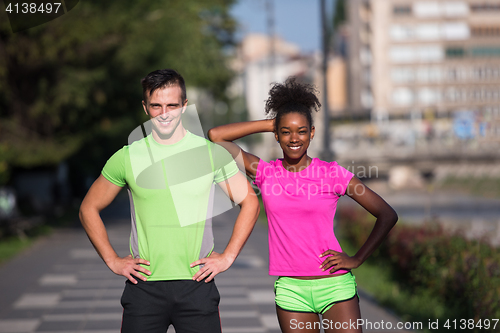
[
  {"x1": 190, "y1": 172, "x2": 259, "y2": 282},
  {"x1": 79, "y1": 175, "x2": 151, "y2": 284}
]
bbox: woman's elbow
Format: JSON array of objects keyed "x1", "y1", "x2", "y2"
[
  {"x1": 389, "y1": 208, "x2": 398, "y2": 226},
  {"x1": 207, "y1": 128, "x2": 219, "y2": 142}
]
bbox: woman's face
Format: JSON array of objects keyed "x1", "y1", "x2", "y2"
[{"x1": 275, "y1": 112, "x2": 315, "y2": 159}]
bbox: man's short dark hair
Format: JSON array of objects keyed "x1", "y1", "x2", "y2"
[{"x1": 141, "y1": 69, "x2": 187, "y2": 103}]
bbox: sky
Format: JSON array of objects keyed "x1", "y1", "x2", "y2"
[{"x1": 230, "y1": 0, "x2": 324, "y2": 53}]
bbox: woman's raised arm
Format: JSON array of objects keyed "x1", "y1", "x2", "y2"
[{"x1": 208, "y1": 119, "x2": 274, "y2": 178}]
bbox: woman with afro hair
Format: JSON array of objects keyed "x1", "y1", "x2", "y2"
[{"x1": 208, "y1": 77, "x2": 398, "y2": 333}]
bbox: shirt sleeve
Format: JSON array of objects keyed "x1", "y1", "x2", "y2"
[
  {"x1": 210, "y1": 143, "x2": 240, "y2": 183},
  {"x1": 101, "y1": 147, "x2": 127, "y2": 187},
  {"x1": 330, "y1": 162, "x2": 354, "y2": 196}
]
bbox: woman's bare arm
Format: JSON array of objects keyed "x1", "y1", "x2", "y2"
[
  {"x1": 320, "y1": 177, "x2": 398, "y2": 273},
  {"x1": 208, "y1": 119, "x2": 274, "y2": 178}
]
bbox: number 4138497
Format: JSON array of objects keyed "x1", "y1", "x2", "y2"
[
  {"x1": 444, "y1": 319, "x2": 498, "y2": 330},
  {"x1": 5, "y1": 3, "x2": 62, "y2": 14}
]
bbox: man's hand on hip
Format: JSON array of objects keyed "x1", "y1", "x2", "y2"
[
  {"x1": 190, "y1": 251, "x2": 234, "y2": 282},
  {"x1": 108, "y1": 255, "x2": 151, "y2": 284}
]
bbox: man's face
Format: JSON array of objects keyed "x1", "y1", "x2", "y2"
[{"x1": 142, "y1": 85, "x2": 187, "y2": 139}]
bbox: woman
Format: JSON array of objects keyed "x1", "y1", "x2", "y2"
[{"x1": 208, "y1": 78, "x2": 398, "y2": 333}]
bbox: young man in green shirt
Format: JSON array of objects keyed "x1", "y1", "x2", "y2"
[{"x1": 79, "y1": 69, "x2": 259, "y2": 333}]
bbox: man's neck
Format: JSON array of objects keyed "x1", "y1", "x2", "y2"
[{"x1": 152, "y1": 126, "x2": 187, "y2": 145}]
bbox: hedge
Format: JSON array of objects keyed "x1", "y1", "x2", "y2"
[{"x1": 337, "y1": 206, "x2": 500, "y2": 331}]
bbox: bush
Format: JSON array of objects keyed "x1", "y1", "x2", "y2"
[{"x1": 337, "y1": 206, "x2": 500, "y2": 331}]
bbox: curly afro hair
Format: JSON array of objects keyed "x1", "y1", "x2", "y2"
[{"x1": 264, "y1": 77, "x2": 321, "y2": 132}]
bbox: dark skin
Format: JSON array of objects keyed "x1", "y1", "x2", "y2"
[{"x1": 208, "y1": 112, "x2": 398, "y2": 332}]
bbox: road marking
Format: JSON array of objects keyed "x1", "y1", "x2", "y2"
[
  {"x1": 0, "y1": 319, "x2": 40, "y2": 333},
  {"x1": 42, "y1": 313, "x2": 122, "y2": 321},
  {"x1": 260, "y1": 314, "x2": 280, "y2": 330},
  {"x1": 221, "y1": 328, "x2": 266, "y2": 333},
  {"x1": 217, "y1": 287, "x2": 248, "y2": 296},
  {"x1": 33, "y1": 331, "x2": 118, "y2": 333},
  {"x1": 39, "y1": 274, "x2": 77, "y2": 286},
  {"x1": 56, "y1": 300, "x2": 120, "y2": 308},
  {"x1": 70, "y1": 249, "x2": 100, "y2": 259},
  {"x1": 220, "y1": 311, "x2": 259, "y2": 318},
  {"x1": 220, "y1": 297, "x2": 250, "y2": 305},
  {"x1": 13, "y1": 293, "x2": 60, "y2": 308},
  {"x1": 215, "y1": 277, "x2": 274, "y2": 286},
  {"x1": 248, "y1": 290, "x2": 275, "y2": 304},
  {"x1": 62, "y1": 289, "x2": 123, "y2": 298}
]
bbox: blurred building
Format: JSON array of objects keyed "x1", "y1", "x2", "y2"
[
  {"x1": 344, "y1": 0, "x2": 500, "y2": 153},
  {"x1": 233, "y1": 33, "x2": 331, "y2": 160},
  {"x1": 332, "y1": 0, "x2": 500, "y2": 183},
  {"x1": 347, "y1": 0, "x2": 373, "y2": 115}
]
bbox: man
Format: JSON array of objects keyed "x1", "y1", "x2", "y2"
[{"x1": 79, "y1": 69, "x2": 259, "y2": 333}]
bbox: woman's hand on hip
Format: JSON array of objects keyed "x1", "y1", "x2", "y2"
[{"x1": 319, "y1": 250, "x2": 361, "y2": 274}]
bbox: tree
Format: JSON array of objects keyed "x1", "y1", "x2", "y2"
[{"x1": 0, "y1": 0, "x2": 237, "y2": 188}]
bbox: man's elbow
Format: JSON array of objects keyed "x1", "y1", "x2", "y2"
[
  {"x1": 240, "y1": 193, "x2": 260, "y2": 219},
  {"x1": 251, "y1": 195, "x2": 260, "y2": 220},
  {"x1": 79, "y1": 201, "x2": 98, "y2": 226},
  {"x1": 79, "y1": 203, "x2": 89, "y2": 224}
]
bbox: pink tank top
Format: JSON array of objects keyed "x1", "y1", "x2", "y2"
[{"x1": 254, "y1": 158, "x2": 354, "y2": 276}]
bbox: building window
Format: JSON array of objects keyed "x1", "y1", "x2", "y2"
[
  {"x1": 418, "y1": 45, "x2": 444, "y2": 62},
  {"x1": 442, "y1": 22, "x2": 470, "y2": 40},
  {"x1": 393, "y1": 5, "x2": 412, "y2": 15},
  {"x1": 470, "y1": 47, "x2": 500, "y2": 57},
  {"x1": 392, "y1": 88, "x2": 414, "y2": 106},
  {"x1": 359, "y1": 47, "x2": 372, "y2": 65},
  {"x1": 413, "y1": 2, "x2": 470, "y2": 17},
  {"x1": 471, "y1": 3, "x2": 500, "y2": 12},
  {"x1": 472, "y1": 26, "x2": 500, "y2": 36},
  {"x1": 390, "y1": 46, "x2": 415, "y2": 63},
  {"x1": 391, "y1": 67, "x2": 415, "y2": 83},
  {"x1": 361, "y1": 90, "x2": 373, "y2": 108},
  {"x1": 414, "y1": 2, "x2": 441, "y2": 17},
  {"x1": 390, "y1": 25, "x2": 414, "y2": 40},
  {"x1": 443, "y1": 2, "x2": 469, "y2": 17},
  {"x1": 416, "y1": 24, "x2": 440, "y2": 40},
  {"x1": 446, "y1": 47, "x2": 465, "y2": 58},
  {"x1": 445, "y1": 87, "x2": 459, "y2": 102},
  {"x1": 363, "y1": 69, "x2": 372, "y2": 83},
  {"x1": 450, "y1": 69, "x2": 457, "y2": 81},
  {"x1": 419, "y1": 88, "x2": 441, "y2": 105},
  {"x1": 417, "y1": 67, "x2": 442, "y2": 82}
]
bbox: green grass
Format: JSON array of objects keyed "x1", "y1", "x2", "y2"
[
  {"x1": 0, "y1": 202, "x2": 78, "y2": 264},
  {"x1": 257, "y1": 195, "x2": 268, "y2": 225},
  {"x1": 437, "y1": 176, "x2": 500, "y2": 198},
  {"x1": 0, "y1": 224, "x2": 52, "y2": 264},
  {"x1": 0, "y1": 211, "x2": 70, "y2": 265},
  {"x1": 0, "y1": 236, "x2": 34, "y2": 264}
]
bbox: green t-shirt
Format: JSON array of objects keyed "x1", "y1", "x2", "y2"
[{"x1": 102, "y1": 131, "x2": 239, "y2": 281}]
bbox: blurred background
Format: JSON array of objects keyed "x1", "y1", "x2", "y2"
[{"x1": 1, "y1": 0, "x2": 499, "y2": 331}]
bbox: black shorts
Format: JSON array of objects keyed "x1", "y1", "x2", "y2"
[{"x1": 120, "y1": 279, "x2": 221, "y2": 333}]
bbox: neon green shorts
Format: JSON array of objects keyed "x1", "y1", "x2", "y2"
[{"x1": 274, "y1": 272, "x2": 358, "y2": 314}]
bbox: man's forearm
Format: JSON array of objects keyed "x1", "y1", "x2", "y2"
[
  {"x1": 221, "y1": 195, "x2": 259, "y2": 261},
  {"x1": 79, "y1": 208, "x2": 120, "y2": 265}
]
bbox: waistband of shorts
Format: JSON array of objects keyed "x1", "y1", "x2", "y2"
[{"x1": 277, "y1": 272, "x2": 354, "y2": 286}]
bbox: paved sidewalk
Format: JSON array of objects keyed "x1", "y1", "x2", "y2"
[{"x1": 0, "y1": 196, "x2": 408, "y2": 333}]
